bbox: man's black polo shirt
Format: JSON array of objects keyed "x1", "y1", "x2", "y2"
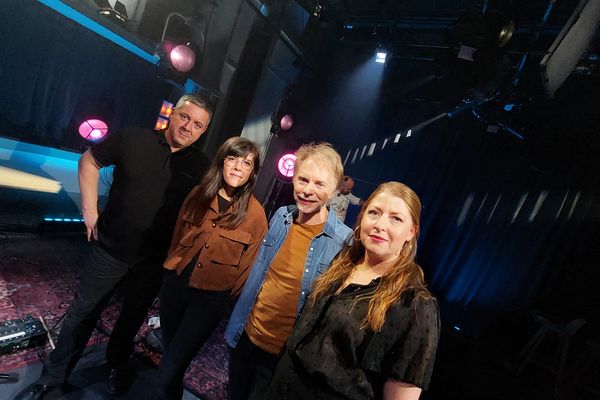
[{"x1": 90, "y1": 127, "x2": 210, "y2": 263}]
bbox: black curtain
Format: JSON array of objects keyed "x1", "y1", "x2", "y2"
[
  {"x1": 282, "y1": 45, "x2": 600, "y2": 337},
  {"x1": 0, "y1": 1, "x2": 172, "y2": 151}
]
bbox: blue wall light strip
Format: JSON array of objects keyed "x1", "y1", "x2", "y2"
[
  {"x1": 44, "y1": 217, "x2": 84, "y2": 222},
  {"x1": 37, "y1": 0, "x2": 159, "y2": 65}
]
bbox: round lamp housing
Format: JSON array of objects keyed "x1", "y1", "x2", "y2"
[
  {"x1": 277, "y1": 153, "x2": 297, "y2": 178},
  {"x1": 79, "y1": 119, "x2": 109, "y2": 141}
]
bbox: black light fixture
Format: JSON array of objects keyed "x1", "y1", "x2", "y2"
[
  {"x1": 442, "y1": 10, "x2": 517, "y2": 101},
  {"x1": 313, "y1": 2, "x2": 322, "y2": 17},
  {"x1": 94, "y1": 0, "x2": 128, "y2": 25},
  {"x1": 451, "y1": 11, "x2": 515, "y2": 54},
  {"x1": 156, "y1": 13, "x2": 205, "y2": 74},
  {"x1": 497, "y1": 19, "x2": 515, "y2": 48},
  {"x1": 113, "y1": 1, "x2": 127, "y2": 18}
]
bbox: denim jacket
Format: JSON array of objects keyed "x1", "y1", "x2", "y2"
[{"x1": 224, "y1": 205, "x2": 352, "y2": 348}]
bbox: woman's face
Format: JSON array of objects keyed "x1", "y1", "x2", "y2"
[
  {"x1": 222, "y1": 153, "x2": 255, "y2": 191},
  {"x1": 360, "y1": 191, "x2": 416, "y2": 264}
]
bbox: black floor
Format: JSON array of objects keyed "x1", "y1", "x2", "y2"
[
  {"x1": 0, "y1": 343, "x2": 200, "y2": 400},
  {"x1": 426, "y1": 323, "x2": 600, "y2": 400}
]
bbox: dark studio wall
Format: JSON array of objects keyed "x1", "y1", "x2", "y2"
[
  {"x1": 0, "y1": 0, "x2": 306, "y2": 227},
  {"x1": 0, "y1": 0, "x2": 288, "y2": 157},
  {"x1": 0, "y1": 0, "x2": 174, "y2": 151},
  {"x1": 278, "y1": 38, "x2": 600, "y2": 337}
]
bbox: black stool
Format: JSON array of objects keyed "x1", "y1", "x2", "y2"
[
  {"x1": 573, "y1": 338, "x2": 600, "y2": 396},
  {"x1": 516, "y1": 311, "x2": 586, "y2": 389}
]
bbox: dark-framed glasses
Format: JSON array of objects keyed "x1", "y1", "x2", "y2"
[{"x1": 224, "y1": 155, "x2": 254, "y2": 171}]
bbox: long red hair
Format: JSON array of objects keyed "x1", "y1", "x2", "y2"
[{"x1": 310, "y1": 182, "x2": 433, "y2": 332}]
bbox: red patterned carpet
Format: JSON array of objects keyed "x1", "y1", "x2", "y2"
[{"x1": 0, "y1": 232, "x2": 228, "y2": 400}]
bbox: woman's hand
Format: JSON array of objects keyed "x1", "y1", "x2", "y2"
[{"x1": 383, "y1": 379, "x2": 422, "y2": 400}]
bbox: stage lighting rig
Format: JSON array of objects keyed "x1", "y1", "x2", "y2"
[
  {"x1": 375, "y1": 48, "x2": 387, "y2": 64},
  {"x1": 313, "y1": 2, "x2": 323, "y2": 17},
  {"x1": 94, "y1": 0, "x2": 127, "y2": 26},
  {"x1": 156, "y1": 13, "x2": 205, "y2": 78}
]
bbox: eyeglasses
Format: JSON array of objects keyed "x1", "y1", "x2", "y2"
[{"x1": 224, "y1": 155, "x2": 254, "y2": 171}]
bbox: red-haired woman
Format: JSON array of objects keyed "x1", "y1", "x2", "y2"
[{"x1": 267, "y1": 182, "x2": 439, "y2": 400}]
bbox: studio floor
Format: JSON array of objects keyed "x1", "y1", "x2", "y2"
[{"x1": 1, "y1": 229, "x2": 599, "y2": 400}]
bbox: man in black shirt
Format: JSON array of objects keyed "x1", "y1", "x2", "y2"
[{"x1": 14, "y1": 94, "x2": 213, "y2": 400}]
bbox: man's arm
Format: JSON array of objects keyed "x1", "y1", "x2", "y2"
[
  {"x1": 347, "y1": 192, "x2": 363, "y2": 206},
  {"x1": 78, "y1": 150, "x2": 102, "y2": 241}
]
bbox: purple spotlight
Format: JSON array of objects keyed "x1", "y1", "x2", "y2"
[
  {"x1": 170, "y1": 44, "x2": 195, "y2": 72},
  {"x1": 277, "y1": 153, "x2": 297, "y2": 178},
  {"x1": 78, "y1": 119, "x2": 108, "y2": 141},
  {"x1": 280, "y1": 114, "x2": 294, "y2": 131}
]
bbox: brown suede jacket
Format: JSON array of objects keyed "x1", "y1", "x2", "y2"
[{"x1": 163, "y1": 186, "x2": 268, "y2": 297}]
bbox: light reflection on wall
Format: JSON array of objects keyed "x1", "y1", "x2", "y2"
[
  {"x1": 344, "y1": 129, "x2": 412, "y2": 166},
  {"x1": 456, "y1": 190, "x2": 583, "y2": 226},
  {"x1": 0, "y1": 137, "x2": 111, "y2": 206},
  {"x1": 0, "y1": 166, "x2": 62, "y2": 193}
]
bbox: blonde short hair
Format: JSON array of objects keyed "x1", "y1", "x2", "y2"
[{"x1": 295, "y1": 142, "x2": 344, "y2": 189}]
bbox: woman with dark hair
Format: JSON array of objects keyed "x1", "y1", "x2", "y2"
[
  {"x1": 266, "y1": 181, "x2": 439, "y2": 400},
  {"x1": 153, "y1": 136, "x2": 268, "y2": 399}
]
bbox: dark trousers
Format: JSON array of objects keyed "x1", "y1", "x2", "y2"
[
  {"x1": 228, "y1": 331, "x2": 281, "y2": 400},
  {"x1": 39, "y1": 244, "x2": 164, "y2": 385},
  {"x1": 154, "y1": 268, "x2": 233, "y2": 400}
]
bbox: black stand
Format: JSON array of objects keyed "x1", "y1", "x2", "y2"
[{"x1": 264, "y1": 179, "x2": 290, "y2": 220}]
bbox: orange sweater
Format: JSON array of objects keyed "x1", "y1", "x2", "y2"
[{"x1": 245, "y1": 220, "x2": 324, "y2": 354}]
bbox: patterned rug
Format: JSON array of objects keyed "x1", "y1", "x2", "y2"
[{"x1": 0, "y1": 232, "x2": 228, "y2": 400}]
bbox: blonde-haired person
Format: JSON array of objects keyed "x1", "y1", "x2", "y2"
[
  {"x1": 225, "y1": 142, "x2": 352, "y2": 400},
  {"x1": 266, "y1": 182, "x2": 440, "y2": 400}
]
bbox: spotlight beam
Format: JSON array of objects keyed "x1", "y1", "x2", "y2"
[{"x1": 406, "y1": 112, "x2": 448, "y2": 133}]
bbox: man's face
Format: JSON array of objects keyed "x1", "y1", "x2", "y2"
[
  {"x1": 340, "y1": 178, "x2": 355, "y2": 194},
  {"x1": 165, "y1": 101, "x2": 210, "y2": 150},
  {"x1": 292, "y1": 158, "x2": 337, "y2": 224}
]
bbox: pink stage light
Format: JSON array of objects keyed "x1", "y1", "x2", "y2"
[
  {"x1": 280, "y1": 114, "x2": 293, "y2": 131},
  {"x1": 170, "y1": 44, "x2": 196, "y2": 72},
  {"x1": 277, "y1": 153, "x2": 297, "y2": 178},
  {"x1": 78, "y1": 119, "x2": 108, "y2": 141}
]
